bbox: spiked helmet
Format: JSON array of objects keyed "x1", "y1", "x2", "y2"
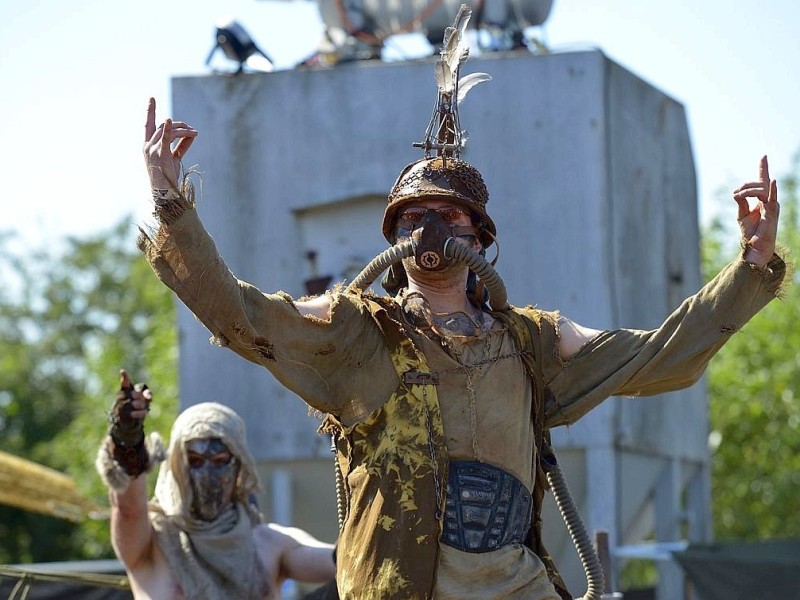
[{"x1": 381, "y1": 5, "x2": 495, "y2": 247}]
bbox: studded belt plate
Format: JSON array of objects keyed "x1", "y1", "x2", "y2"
[{"x1": 441, "y1": 460, "x2": 533, "y2": 553}]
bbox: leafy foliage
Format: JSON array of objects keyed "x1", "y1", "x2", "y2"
[
  {"x1": 703, "y1": 155, "x2": 800, "y2": 540},
  {"x1": 0, "y1": 220, "x2": 178, "y2": 563}
]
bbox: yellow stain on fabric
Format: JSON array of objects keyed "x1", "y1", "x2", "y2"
[
  {"x1": 374, "y1": 558, "x2": 411, "y2": 596},
  {"x1": 377, "y1": 514, "x2": 396, "y2": 531}
]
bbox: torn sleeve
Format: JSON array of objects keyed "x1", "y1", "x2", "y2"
[
  {"x1": 543, "y1": 254, "x2": 787, "y2": 427},
  {"x1": 138, "y1": 205, "x2": 395, "y2": 416}
]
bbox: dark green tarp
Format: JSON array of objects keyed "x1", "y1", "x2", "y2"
[{"x1": 672, "y1": 539, "x2": 800, "y2": 600}]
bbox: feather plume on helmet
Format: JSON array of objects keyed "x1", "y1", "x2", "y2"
[{"x1": 382, "y1": 4, "x2": 495, "y2": 248}]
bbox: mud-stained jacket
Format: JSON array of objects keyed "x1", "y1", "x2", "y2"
[
  {"x1": 318, "y1": 297, "x2": 571, "y2": 599},
  {"x1": 139, "y1": 198, "x2": 786, "y2": 600}
]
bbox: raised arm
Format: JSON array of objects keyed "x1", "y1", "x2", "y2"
[
  {"x1": 142, "y1": 98, "x2": 333, "y2": 319},
  {"x1": 97, "y1": 370, "x2": 158, "y2": 569},
  {"x1": 554, "y1": 156, "x2": 780, "y2": 362},
  {"x1": 140, "y1": 99, "x2": 393, "y2": 417},
  {"x1": 110, "y1": 469, "x2": 153, "y2": 569},
  {"x1": 544, "y1": 156, "x2": 785, "y2": 426}
]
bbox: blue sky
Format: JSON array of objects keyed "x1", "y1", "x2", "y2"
[{"x1": 2, "y1": 0, "x2": 798, "y2": 249}]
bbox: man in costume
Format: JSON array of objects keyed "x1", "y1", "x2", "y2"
[
  {"x1": 135, "y1": 9, "x2": 784, "y2": 600},
  {"x1": 96, "y1": 369, "x2": 336, "y2": 599}
]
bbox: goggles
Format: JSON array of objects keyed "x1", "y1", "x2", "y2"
[
  {"x1": 399, "y1": 206, "x2": 471, "y2": 225},
  {"x1": 396, "y1": 206, "x2": 478, "y2": 241},
  {"x1": 186, "y1": 438, "x2": 236, "y2": 469},
  {"x1": 188, "y1": 453, "x2": 236, "y2": 469}
]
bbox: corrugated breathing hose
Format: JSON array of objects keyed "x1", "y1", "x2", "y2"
[{"x1": 543, "y1": 447, "x2": 606, "y2": 600}]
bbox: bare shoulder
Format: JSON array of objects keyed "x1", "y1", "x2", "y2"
[
  {"x1": 256, "y1": 523, "x2": 331, "y2": 549},
  {"x1": 294, "y1": 294, "x2": 332, "y2": 320},
  {"x1": 253, "y1": 523, "x2": 297, "y2": 556},
  {"x1": 254, "y1": 522, "x2": 290, "y2": 543},
  {"x1": 557, "y1": 314, "x2": 603, "y2": 359}
]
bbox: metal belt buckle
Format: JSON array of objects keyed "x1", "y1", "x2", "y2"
[{"x1": 403, "y1": 370, "x2": 440, "y2": 386}]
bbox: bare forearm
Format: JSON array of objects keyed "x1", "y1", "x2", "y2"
[
  {"x1": 284, "y1": 544, "x2": 336, "y2": 583},
  {"x1": 98, "y1": 370, "x2": 160, "y2": 568},
  {"x1": 262, "y1": 524, "x2": 336, "y2": 582},
  {"x1": 138, "y1": 208, "x2": 389, "y2": 416},
  {"x1": 110, "y1": 475, "x2": 154, "y2": 567}
]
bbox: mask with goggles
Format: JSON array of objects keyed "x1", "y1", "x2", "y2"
[{"x1": 186, "y1": 437, "x2": 240, "y2": 522}]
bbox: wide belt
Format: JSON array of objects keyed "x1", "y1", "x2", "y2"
[{"x1": 441, "y1": 460, "x2": 533, "y2": 553}]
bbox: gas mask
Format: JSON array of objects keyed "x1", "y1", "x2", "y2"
[
  {"x1": 185, "y1": 437, "x2": 239, "y2": 521},
  {"x1": 396, "y1": 206, "x2": 480, "y2": 271}
]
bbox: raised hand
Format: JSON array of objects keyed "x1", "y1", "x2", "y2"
[
  {"x1": 143, "y1": 97, "x2": 198, "y2": 191},
  {"x1": 119, "y1": 369, "x2": 152, "y2": 422},
  {"x1": 733, "y1": 155, "x2": 780, "y2": 268},
  {"x1": 110, "y1": 369, "x2": 152, "y2": 446},
  {"x1": 107, "y1": 369, "x2": 153, "y2": 478}
]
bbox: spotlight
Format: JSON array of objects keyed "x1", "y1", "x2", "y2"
[{"x1": 205, "y1": 18, "x2": 274, "y2": 74}]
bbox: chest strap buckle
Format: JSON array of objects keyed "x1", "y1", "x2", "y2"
[{"x1": 403, "y1": 370, "x2": 440, "y2": 386}]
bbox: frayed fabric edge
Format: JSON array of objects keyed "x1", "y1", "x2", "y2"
[
  {"x1": 95, "y1": 433, "x2": 167, "y2": 493},
  {"x1": 139, "y1": 169, "x2": 200, "y2": 250},
  {"x1": 739, "y1": 246, "x2": 792, "y2": 299}
]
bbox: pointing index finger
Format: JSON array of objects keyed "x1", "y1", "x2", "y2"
[
  {"x1": 119, "y1": 369, "x2": 133, "y2": 391},
  {"x1": 145, "y1": 98, "x2": 156, "y2": 142}
]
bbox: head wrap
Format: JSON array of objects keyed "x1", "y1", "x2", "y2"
[
  {"x1": 153, "y1": 401, "x2": 261, "y2": 524},
  {"x1": 149, "y1": 402, "x2": 269, "y2": 599}
]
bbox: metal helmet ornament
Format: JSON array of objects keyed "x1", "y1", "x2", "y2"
[{"x1": 382, "y1": 4, "x2": 495, "y2": 247}]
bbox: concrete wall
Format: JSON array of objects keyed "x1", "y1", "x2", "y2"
[{"x1": 171, "y1": 48, "x2": 708, "y2": 597}]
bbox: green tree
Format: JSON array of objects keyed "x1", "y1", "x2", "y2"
[
  {"x1": 0, "y1": 219, "x2": 178, "y2": 563},
  {"x1": 703, "y1": 155, "x2": 800, "y2": 540}
]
